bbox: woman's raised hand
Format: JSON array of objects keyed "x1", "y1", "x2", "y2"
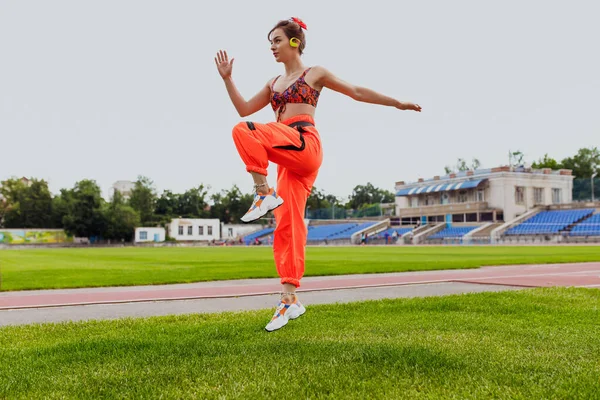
[{"x1": 214, "y1": 50, "x2": 234, "y2": 80}]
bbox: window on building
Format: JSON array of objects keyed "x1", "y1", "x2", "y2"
[
  {"x1": 452, "y1": 214, "x2": 465, "y2": 223},
  {"x1": 477, "y1": 189, "x2": 485, "y2": 202},
  {"x1": 410, "y1": 197, "x2": 419, "y2": 208},
  {"x1": 228, "y1": 228, "x2": 233, "y2": 237},
  {"x1": 178, "y1": 226, "x2": 183, "y2": 235},
  {"x1": 428, "y1": 215, "x2": 444, "y2": 223},
  {"x1": 515, "y1": 186, "x2": 525, "y2": 204},
  {"x1": 199, "y1": 226, "x2": 204, "y2": 235},
  {"x1": 466, "y1": 213, "x2": 478, "y2": 222},
  {"x1": 534, "y1": 188, "x2": 544, "y2": 204},
  {"x1": 440, "y1": 193, "x2": 449, "y2": 205},
  {"x1": 481, "y1": 212, "x2": 494, "y2": 222},
  {"x1": 458, "y1": 190, "x2": 468, "y2": 203},
  {"x1": 186, "y1": 226, "x2": 192, "y2": 235},
  {"x1": 208, "y1": 226, "x2": 213, "y2": 235},
  {"x1": 139, "y1": 231, "x2": 148, "y2": 240},
  {"x1": 552, "y1": 188, "x2": 562, "y2": 204},
  {"x1": 402, "y1": 217, "x2": 421, "y2": 225}
]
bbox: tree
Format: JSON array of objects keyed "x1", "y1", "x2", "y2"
[
  {"x1": 51, "y1": 189, "x2": 73, "y2": 229},
  {"x1": 347, "y1": 183, "x2": 395, "y2": 210},
  {"x1": 0, "y1": 197, "x2": 7, "y2": 228},
  {"x1": 23, "y1": 179, "x2": 53, "y2": 228},
  {"x1": 103, "y1": 191, "x2": 140, "y2": 241},
  {"x1": 155, "y1": 190, "x2": 179, "y2": 217},
  {"x1": 303, "y1": 187, "x2": 345, "y2": 219},
  {"x1": 0, "y1": 178, "x2": 52, "y2": 228},
  {"x1": 128, "y1": 176, "x2": 157, "y2": 226},
  {"x1": 178, "y1": 185, "x2": 209, "y2": 218},
  {"x1": 210, "y1": 185, "x2": 253, "y2": 223},
  {"x1": 0, "y1": 178, "x2": 29, "y2": 228},
  {"x1": 62, "y1": 180, "x2": 106, "y2": 238},
  {"x1": 154, "y1": 185, "x2": 211, "y2": 223},
  {"x1": 154, "y1": 190, "x2": 180, "y2": 225},
  {"x1": 531, "y1": 154, "x2": 563, "y2": 170},
  {"x1": 560, "y1": 147, "x2": 600, "y2": 178},
  {"x1": 306, "y1": 186, "x2": 332, "y2": 211}
]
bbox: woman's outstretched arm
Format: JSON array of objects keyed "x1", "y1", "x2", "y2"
[{"x1": 312, "y1": 66, "x2": 421, "y2": 112}]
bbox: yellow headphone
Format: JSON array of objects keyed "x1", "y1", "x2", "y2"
[{"x1": 289, "y1": 37, "x2": 301, "y2": 48}]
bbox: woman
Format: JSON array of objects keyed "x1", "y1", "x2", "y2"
[{"x1": 215, "y1": 17, "x2": 421, "y2": 332}]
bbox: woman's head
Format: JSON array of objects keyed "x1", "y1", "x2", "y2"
[{"x1": 268, "y1": 18, "x2": 306, "y2": 60}]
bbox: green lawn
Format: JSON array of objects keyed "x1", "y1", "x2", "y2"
[
  {"x1": 1, "y1": 287, "x2": 598, "y2": 399},
  {"x1": 1, "y1": 246, "x2": 600, "y2": 291}
]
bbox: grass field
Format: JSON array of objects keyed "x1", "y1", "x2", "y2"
[
  {"x1": 1, "y1": 287, "x2": 598, "y2": 399},
  {"x1": 1, "y1": 246, "x2": 600, "y2": 291}
]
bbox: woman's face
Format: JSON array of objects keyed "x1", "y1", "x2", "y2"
[{"x1": 270, "y1": 28, "x2": 295, "y2": 63}]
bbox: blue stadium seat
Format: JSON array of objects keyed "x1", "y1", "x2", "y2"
[
  {"x1": 376, "y1": 227, "x2": 413, "y2": 238},
  {"x1": 569, "y1": 214, "x2": 600, "y2": 236},
  {"x1": 244, "y1": 227, "x2": 275, "y2": 245},
  {"x1": 307, "y1": 222, "x2": 379, "y2": 241},
  {"x1": 429, "y1": 226, "x2": 478, "y2": 239},
  {"x1": 505, "y1": 209, "x2": 595, "y2": 235}
]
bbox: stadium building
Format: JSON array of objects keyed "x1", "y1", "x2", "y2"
[{"x1": 394, "y1": 165, "x2": 574, "y2": 224}]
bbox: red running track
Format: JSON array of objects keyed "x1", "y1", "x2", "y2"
[{"x1": 1, "y1": 262, "x2": 599, "y2": 310}]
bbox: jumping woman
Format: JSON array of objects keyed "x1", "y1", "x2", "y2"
[{"x1": 215, "y1": 17, "x2": 421, "y2": 331}]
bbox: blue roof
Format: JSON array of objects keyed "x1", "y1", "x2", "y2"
[
  {"x1": 396, "y1": 179, "x2": 486, "y2": 196},
  {"x1": 396, "y1": 187, "x2": 414, "y2": 196},
  {"x1": 454, "y1": 179, "x2": 486, "y2": 190}
]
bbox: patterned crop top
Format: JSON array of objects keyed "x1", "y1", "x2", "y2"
[{"x1": 270, "y1": 68, "x2": 320, "y2": 121}]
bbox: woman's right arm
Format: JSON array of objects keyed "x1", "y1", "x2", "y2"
[
  {"x1": 215, "y1": 50, "x2": 271, "y2": 117},
  {"x1": 222, "y1": 77, "x2": 271, "y2": 118}
]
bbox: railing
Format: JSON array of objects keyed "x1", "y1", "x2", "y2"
[
  {"x1": 398, "y1": 202, "x2": 491, "y2": 217},
  {"x1": 305, "y1": 204, "x2": 385, "y2": 220}
]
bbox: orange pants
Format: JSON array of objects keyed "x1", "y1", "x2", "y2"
[{"x1": 232, "y1": 115, "x2": 322, "y2": 287}]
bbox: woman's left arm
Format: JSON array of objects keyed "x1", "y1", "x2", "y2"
[{"x1": 313, "y1": 66, "x2": 421, "y2": 112}]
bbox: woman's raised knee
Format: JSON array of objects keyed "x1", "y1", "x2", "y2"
[
  {"x1": 232, "y1": 121, "x2": 257, "y2": 137},
  {"x1": 231, "y1": 121, "x2": 248, "y2": 139}
]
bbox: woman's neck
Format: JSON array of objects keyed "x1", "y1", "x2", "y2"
[{"x1": 283, "y1": 57, "x2": 305, "y2": 76}]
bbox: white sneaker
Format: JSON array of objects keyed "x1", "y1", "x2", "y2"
[
  {"x1": 265, "y1": 298, "x2": 306, "y2": 332},
  {"x1": 241, "y1": 188, "x2": 284, "y2": 223}
]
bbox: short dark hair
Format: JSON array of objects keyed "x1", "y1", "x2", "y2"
[{"x1": 268, "y1": 19, "x2": 306, "y2": 55}]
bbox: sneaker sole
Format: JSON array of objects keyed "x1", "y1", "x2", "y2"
[
  {"x1": 265, "y1": 317, "x2": 289, "y2": 332},
  {"x1": 241, "y1": 200, "x2": 284, "y2": 224}
]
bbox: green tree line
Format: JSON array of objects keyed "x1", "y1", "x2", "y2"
[{"x1": 0, "y1": 177, "x2": 394, "y2": 240}]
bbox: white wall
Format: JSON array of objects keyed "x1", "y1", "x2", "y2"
[
  {"x1": 488, "y1": 173, "x2": 573, "y2": 220},
  {"x1": 135, "y1": 227, "x2": 166, "y2": 243},
  {"x1": 395, "y1": 196, "x2": 409, "y2": 216},
  {"x1": 221, "y1": 224, "x2": 262, "y2": 239},
  {"x1": 169, "y1": 218, "x2": 221, "y2": 241}
]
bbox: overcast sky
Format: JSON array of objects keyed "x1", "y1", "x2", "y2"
[{"x1": 1, "y1": 0, "x2": 598, "y2": 200}]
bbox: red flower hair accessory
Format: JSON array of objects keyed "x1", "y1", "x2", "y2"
[{"x1": 290, "y1": 17, "x2": 307, "y2": 30}]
